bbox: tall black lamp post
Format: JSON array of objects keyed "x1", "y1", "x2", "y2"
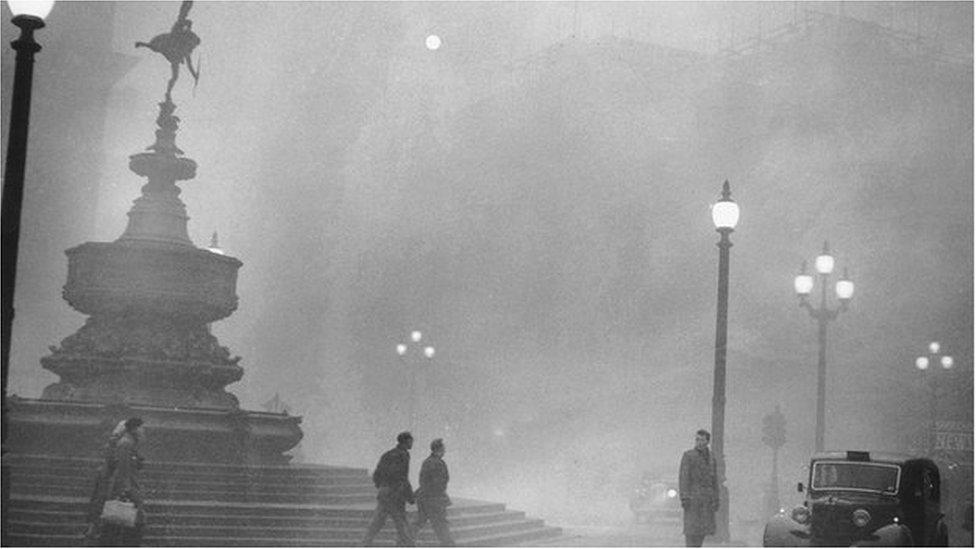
[
  {"x1": 1, "y1": 2, "x2": 54, "y2": 544},
  {"x1": 396, "y1": 330, "x2": 435, "y2": 433},
  {"x1": 2, "y1": 0, "x2": 54, "y2": 405},
  {"x1": 710, "y1": 180, "x2": 739, "y2": 542},
  {"x1": 793, "y1": 242, "x2": 854, "y2": 452}
]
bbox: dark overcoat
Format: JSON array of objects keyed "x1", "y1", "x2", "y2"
[
  {"x1": 372, "y1": 444, "x2": 414, "y2": 504},
  {"x1": 85, "y1": 432, "x2": 145, "y2": 546},
  {"x1": 416, "y1": 454, "x2": 451, "y2": 507},
  {"x1": 679, "y1": 447, "x2": 718, "y2": 537}
]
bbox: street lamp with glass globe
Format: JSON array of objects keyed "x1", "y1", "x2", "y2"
[
  {"x1": 2, "y1": 0, "x2": 56, "y2": 414},
  {"x1": 1, "y1": 0, "x2": 55, "y2": 539},
  {"x1": 914, "y1": 341, "x2": 954, "y2": 451},
  {"x1": 794, "y1": 241, "x2": 854, "y2": 452},
  {"x1": 710, "y1": 179, "x2": 739, "y2": 543},
  {"x1": 397, "y1": 331, "x2": 435, "y2": 432}
]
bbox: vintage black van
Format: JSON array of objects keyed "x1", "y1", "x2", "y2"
[{"x1": 764, "y1": 451, "x2": 949, "y2": 546}]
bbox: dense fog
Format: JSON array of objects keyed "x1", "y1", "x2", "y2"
[{"x1": 2, "y1": 1, "x2": 972, "y2": 529}]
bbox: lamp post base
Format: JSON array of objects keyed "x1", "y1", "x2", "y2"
[{"x1": 715, "y1": 484, "x2": 731, "y2": 542}]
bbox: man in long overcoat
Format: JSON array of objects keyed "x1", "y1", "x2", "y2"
[
  {"x1": 414, "y1": 438, "x2": 455, "y2": 546},
  {"x1": 679, "y1": 429, "x2": 719, "y2": 547},
  {"x1": 362, "y1": 431, "x2": 416, "y2": 547}
]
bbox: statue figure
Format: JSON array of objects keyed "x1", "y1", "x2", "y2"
[{"x1": 135, "y1": 0, "x2": 201, "y2": 101}]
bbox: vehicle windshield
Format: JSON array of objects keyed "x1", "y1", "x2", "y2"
[{"x1": 811, "y1": 461, "x2": 900, "y2": 493}]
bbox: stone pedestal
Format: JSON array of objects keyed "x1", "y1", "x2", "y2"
[
  {"x1": 6, "y1": 397, "x2": 302, "y2": 464},
  {"x1": 41, "y1": 241, "x2": 243, "y2": 408}
]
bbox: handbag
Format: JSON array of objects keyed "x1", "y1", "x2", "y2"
[{"x1": 100, "y1": 499, "x2": 137, "y2": 527}]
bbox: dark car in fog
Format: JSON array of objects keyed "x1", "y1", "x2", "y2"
[
  {"x1": 764, "y1": 451, "x2": 949, "y2": 547},
  {"x1": 630, "y1": 472, "x2": 681, "y2": 527}
]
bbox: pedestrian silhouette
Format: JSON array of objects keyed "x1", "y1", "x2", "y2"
[
  {"x1": 414, "y1": 438, "x2": 455, "y2": 546},
  {"x1": 362, "y1": 432, "x2": 416, "y2": 547},
  {"x1": 679, "y1": 429, "x2": 719, "y2": 547}
]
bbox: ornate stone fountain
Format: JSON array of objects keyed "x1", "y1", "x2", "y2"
[{"x1": 6, "y1": 2, "x2": 301, "y2": 464}]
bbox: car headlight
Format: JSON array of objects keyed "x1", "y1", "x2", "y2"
[
  {"x1": 852, "y1": 509, "x2": 871, "y2": 528},
  {"x1": 791, "y1": 506, "x2": 810, "y2": 525}
]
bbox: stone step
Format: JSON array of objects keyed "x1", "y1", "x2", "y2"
[
  {"x1": 4, "y1": 453, "x2": 562, "y2": 547},
  {"x1": 8, "y1": 496, "x2": 508, "y2": 519},
  {"x1": 3, "y1": 458, "x2": 369, "y2": 484},
  {"x1": 11, "y1": 483, "x2": 376, "y2": 503},
  {"x1": 140, "y1": 520, "x2": 557, "y2": 547},
  {"x1": 154, "y1": 510, "x2": 527, "y2": 529},
  {"x1": 3, "y1": 534, "x2": 81, "y2": 547},
  {"x1": 6, "y1": 466, "x2": 373, "y2": 486},
  {"x1": 8, "y1": 467, "x2": 371, "y2": 486},
  {"x1": 10, "y1": 493, "x2": 505, "y2": 518},
  {"x1": 6, "y1": 507, "x2": 528, "y2": 529},
  {"x1": 9, "y1": 517, "x2": 546, "y2": 541},
  {"x1": 11, "y1": 474, "x2": 373, "y2": 494},
  {"x1": 8, "y1": 520, "x2": 561, "y2": 547},
  {"x1": 463, "y1": 526, "x2": 564, "y2": 547}
]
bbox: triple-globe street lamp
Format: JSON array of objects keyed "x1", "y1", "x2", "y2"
[
  {"x1": 793, "y1": 242, "x2": 854, "y2": 452},
  {"x1": 710, "y1": 180, "x2": 739, "y2": 543},
  {"x1": 914, "y1": 341, "x2": 954, "y2": 452},
  {"x1": 396, "y1": 330, "x2": 435, "y2": 433}
]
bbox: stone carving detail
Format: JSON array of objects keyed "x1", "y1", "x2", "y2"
[{"x1": 50, "y1": 315, "x2": 240, "y2": 365}]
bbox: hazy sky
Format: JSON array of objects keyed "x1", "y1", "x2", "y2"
[{"x1": 2, "y1": 0, "x2": 972, "y2": 530}]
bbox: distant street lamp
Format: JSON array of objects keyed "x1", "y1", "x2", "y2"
[
  {"x1": 793, "y1": 241, "x2": 854, "y2": 452},
  {"x1": 710, "y1": 180, "x2": 739, "y2": 543},
  {"x1": 1, "y1": 0, "x2": 55, "y2": 419},
  {"x1": 914, "y1": 341, "x2": 954, "y2": 452},
  {"x1": 761, "y1": 405, "x2": 787, "y2": 519},
  {"x1": 397, "y1": 330, "x2": 435, "y2": 432}
]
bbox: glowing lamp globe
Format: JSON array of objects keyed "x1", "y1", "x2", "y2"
[
  {"x1": 815, "y1": 253, "x2": 834, "y2": 275},
  {"x1": 711, "y1": 201, "x2": 739, "y2": 229},
  {"x1": 941, "y1": 356, "x2": 954, "y2": 370},
  {"x1": 928, "y1": 341, "x2": 941, "y2": 354},
  {"x1": 424, "y1": 346, "x2": 435, "y2": 359},
  {"x1": 8, "y1": 0, "x2": 54, "y2": 19},
  {"x1": 711, "y1": 180, "x2": 739, "y2": 229},
  {"x1": 411, "y1": 330, "x2": 422, "y2": 342},
  {"x1": 915, "y1": 357, "x2": 930, "y2": 371},
  {"x1": 396, "y1": 344, "x2": 407, "y2": 356},
  {"x1": 794, "y1": 274, "x2": 814, "y2": 296},
  {"x1": 835, "y1": 277, "x2": 854, "y2": 300}
]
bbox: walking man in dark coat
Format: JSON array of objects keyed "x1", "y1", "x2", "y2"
[
  {"x1": 679, "y1": 429, "x2": 719, "y2": 547},
  {"x1": 414, "y1": 438, "x2": 455, "y2": 546},
  {"x1": 362, "y1": 432, "x2": 416, "y2": 547}
]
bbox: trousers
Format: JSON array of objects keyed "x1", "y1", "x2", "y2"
[
  {"x1": 362, "y1": 487, "x2": 415, "y2": 547},
  {"x1": 415, "y1": 499, "x2": 455, "y2": 546}
]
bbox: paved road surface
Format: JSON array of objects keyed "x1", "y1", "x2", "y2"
[{"x1": 534, "y1": 523, "x2": 759, "y2": 547}]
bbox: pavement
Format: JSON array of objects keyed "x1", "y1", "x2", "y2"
[
  {"x1": 531, "y1": 522, "x2": 760, "y2": 547},
  {"x1": 531, "y1": 520, "x2": 764, "y2": 547}
]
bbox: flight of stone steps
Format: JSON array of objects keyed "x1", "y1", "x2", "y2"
[{"x1": 3, "y1": 454, "x2": 562, "y2": 547}]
